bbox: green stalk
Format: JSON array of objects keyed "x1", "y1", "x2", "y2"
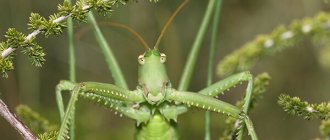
[
  {"x1": 67, "y1": 0, "x2": 75, "y2": 139},
  {"x1": 68, "y1": 15, "x2": 76, "y2": 82},
  {"x1": 178, "y1": 0, "x2": 216, "y2": 91},
  {"x1": 87, "y1": 12, "x2": 128, "y2": 89},
  {"x1": 205, "y1": 1, "x2": 223, "y2": 140}
]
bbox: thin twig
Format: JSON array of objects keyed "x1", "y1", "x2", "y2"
[
  {"x1": 0, "y1": 98, "x2": 37, "y2": 140},
  {"x1": 0, "y1": 0, "x2": 111, "y2": 58}
]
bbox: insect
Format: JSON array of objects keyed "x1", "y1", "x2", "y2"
[{"x1": 55, "y1": 1, "x2": 258, "y2": 140}]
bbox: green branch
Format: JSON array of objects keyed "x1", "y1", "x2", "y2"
[
  {"x1": 15, "y1": 105, "x2": 58, "y2": 134},
  {"x1": 218, "y1": 12, "x2": 330, "y2": 76},
  {"x1": 319, "y1": 119, "x2": 330, "y2": 140},
  {"x1": 0, "y1": 0, "x2": 143, "y2": 78},
  {"x1": 278, "y1": 94, "x2": 330, "y2": 120}
]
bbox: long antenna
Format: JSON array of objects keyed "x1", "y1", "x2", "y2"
[
  {"x1": 154, "y1": 0, "x2": 190, "y2": 49},
  {"x1": 100, "y1": 22, "x2": 150, "y2": 50},
  {"x1": 75, "y1": 22, "x2": 151, "y2": 50}
]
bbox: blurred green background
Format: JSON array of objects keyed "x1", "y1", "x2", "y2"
[{"x1": 1, "y1": 0, "x2": 330, "y2": 139}]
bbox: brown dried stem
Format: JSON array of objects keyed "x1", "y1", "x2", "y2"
[{"x1": 0, "y1": 98, "x2": 37, "y2": 140}]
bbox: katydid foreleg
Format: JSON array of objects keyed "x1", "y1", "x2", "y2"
[
  {"x1": 57, "y1": 84, "x2": 79, "y2": 140},
  {"x1": 198, "y1": 71, "x2": 254, "y2": 139},
  {"x1": 169, "y1": 72, "x2": 253, "y2": 114},
  {"x1": 166, "y1": 90, "x2": 257, "y2": 140},
  {"x1": 199, "y1": 71, "x2": 252, "y2": 100},
  {"x1": 56, "y1": 80, "x2": 76, "y2": 120},
  {"x1": 166, "y1": 71, "x2": 256, "y2": 140},
  {"x1": 55, "y1": 81, "x2": 148, "y2": 140}
]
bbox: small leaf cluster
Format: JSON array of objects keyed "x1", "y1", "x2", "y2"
[
  {"x1": 58, "y1": 0, "x2": 131, "y2": 22},
  {"x1": 38, "y1": 130, "x2": 58, "y2": 140},
  {"x1": 315, "y1": 119, "x2": 330, "y2": 140},
  {"x1": 28, "y1": 13, "x2": 66, "y2": 37},
  {"x1": 0, "y1": 43, "x2": 14, "y2": 78},
  {"x1": 0, "y1": 28, "x2": 46, "y2": 78},
  {"x1": 318, "y1": 44, "x2": 330, "y2": 69},
  {"x1": 278, "y1": 94, "x2": 330, "y2": 120},
  {"x1": 220, "y1": 72, "x2": 271, "y2": 140},
  {"x1": 0, "y1": 0, "x2": 150, "y2": 78},
  {"x1": 15, "y1": 105, "x2": 58, "y2": 134},
  {"x1": 217, "y1": 12, "x2": 330, "y2": 76}
]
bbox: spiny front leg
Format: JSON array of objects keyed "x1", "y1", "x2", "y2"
[
  {"x1": 56, "y1": 81, "x2": 148, "y2": 140},
  {"x1": 167, "y1": 72, "x2": 254, "y2": 124},
  {"x1": 199, "y1": 71, "x2": 252, "y2": 102},
  {"x1": 158, "y1": 72, "x2": 254, "y2": 123},
  {"x1": 56, "y1": 80, "x2": 76, "y2": 120},
  {"x1": 166, "y1": 90, "x2": 257, "y2": 140},
  {"x1": 57, "y1": 84, "x2": 80, "y2": 140},
  {"x1": 81, "y1": 82, "x2": 145, "y2": 102},
  {"x1": 56, "y1": 81, "x2": 146, "y2": 120},
  {"x1": 78, "y1": 85, "x2": 150, "y2": 125},
  {"x1": 56, "y1": 80, "x2": 77, "y2": 140},
  {"x1": 199, "y1": 71, "x2": 254, "y2": 139}
]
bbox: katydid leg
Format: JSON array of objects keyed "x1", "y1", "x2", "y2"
[
  {"x1": 56, "y1": 80, "x2": 76, "y2": 120},
  {"x1": 238, "y1": 73, "x2": 254, "y2": 140},
  {"x1": 166, "y1": 90, "x2": 257, "y2": 140},
  {"x1": 56, "y1": 81, "x2": 146, "y2": 118},
  {"x1": 199, "y1": 71, "x2": 254, "y2": 139},
  {"x1": 57, "y1": 85, "x2": 80, "y2": 140},
  {"x1": 56, "y1": 81, "x2": 150, "y2": 140},
  {"x1": 159, "y1": 103, "x2": 188, "y2": 122},
  {"x1": 198, "y1": 71, "x2": 252, "y2": 98},
  {"x1": 167, "y1": 72, "x2": 254, "y2": 130},
  {"x1": 79, "y1": 92, "x2": 151, "y2": 125}
]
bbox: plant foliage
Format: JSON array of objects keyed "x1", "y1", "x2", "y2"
[
  {"x1": 0, "y1": 0, "x2": 158, "y2": 78},
  {"x1": 15, "y1": 105, "x2": 58, "y2": 134},
  {"x1": 278, "y1": 94, "x2": 330, "y2": 120},
  {"x1": 217, "y1": 12, "x2": 330, "y2": 76}
]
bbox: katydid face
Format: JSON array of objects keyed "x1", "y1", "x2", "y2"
[{"x1": 138, "y1": 49, "x2": 169, "y2": 105}]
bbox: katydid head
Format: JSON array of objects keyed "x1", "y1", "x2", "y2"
[
  {"x1": 92, "y1": 0, "x2": 188, "y2": 105},
  {"x1": 136, "y1": 0, "x2": 189, "y2": 105},
  {"x1": 138, "y1": 49, "x2": 170, "y2": 105}
]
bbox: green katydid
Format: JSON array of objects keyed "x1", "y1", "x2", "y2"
[{"x1": 55, "y1": 0, "x2": 258, "y2": 140}]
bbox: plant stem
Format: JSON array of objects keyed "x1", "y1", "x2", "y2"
[
  {"x1": 178, "y1": 0, "x2": 216, "y2": 91},
  {"x1": 205, "y1": 1, "x2": 223, "y2": 140},
  {"x1": 88, "y1": 12, "x2": 128, "y2": 89},
  {"x1": 68, "y1": 15, "x2": 76, "y2": 82},
  {"x1": 207, "y1": 0, "x2": 222, "y2": 90},
  {"x1": 67, "y1": 0, "x2": 75, "y2": 139},
  {"x1": 0, "y1": 98, "x2": 37, "y2": 140}
]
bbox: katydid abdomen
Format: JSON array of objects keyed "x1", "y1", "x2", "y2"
[{"x1": 135, "y1": 113, "x2": 178, "y2": 140}]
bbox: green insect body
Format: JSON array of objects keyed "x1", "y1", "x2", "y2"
[
  {"x1": 54, "y1": 1, "x2": 258, "y2": 139},
  {"x1": 56, "y1": 49, "x2": 258, "y2": 140},
  {"x1": 135, "y1": 113, "x2": 178, "y2": 140}
]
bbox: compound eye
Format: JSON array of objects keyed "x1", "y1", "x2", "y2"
[
  {"x1": 138, "y1": 54, "x2": 145, "y2": 65},
  {"x1": 160, "y1": 53, "x2": 166, "y2": 63}
]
